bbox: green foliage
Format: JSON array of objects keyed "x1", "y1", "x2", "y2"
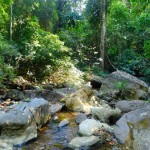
[
  {"x1": 59, "y1": 20, "x2": 99, "y2": 69},
  {"x1": 91, "y1": 64, "x2": 108, "y2": 77},
  {"x1": 0, "y1": 34, "x2": 18, "y2": 87},
  {"x1": 16, "y1": 18, "x2": 71, "y2": 81},
  {"x1": 0, "y1": 0, "x2": 149, "y2": 85},
  {"x1": 115, "y1": 81, "x2": 127, "y2": 91},
  {"x1": 115, "y1": 49, "x2": 146, "y2": 75},
  {"x1": 144, "y1": 40, "x2": 150, "y2": 58}
]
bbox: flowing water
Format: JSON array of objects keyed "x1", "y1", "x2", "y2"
[
  {"x1": 20, "y1": 112, "x2": 78, "y2": 150},
  {"x1": 15, "y1": 112, "x2": 118, "y2": 150}
]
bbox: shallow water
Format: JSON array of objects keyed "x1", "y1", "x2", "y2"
[
  {"x1": 15, "y1": 112, "x2": 120, "y2": 150},
  {"x1": 20, "y1": 112, "x2": 78, "y2": 150}
]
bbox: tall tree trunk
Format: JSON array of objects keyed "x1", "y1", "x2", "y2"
[
  {"x1": 100, "y1": 0, "x2": 106, "y2": 71},
  {"x1": 10, "y1": 4, "x2": 13, "y2": 41}
]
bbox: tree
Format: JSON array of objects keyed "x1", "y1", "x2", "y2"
[
  {"x1": 10, "y1": 3, "x2": 13, "y2": 41},
  {"x1": 100, "y1": 0, "x2": 106, "y2": 70}
]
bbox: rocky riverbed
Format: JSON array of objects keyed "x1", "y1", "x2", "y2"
[{"x1": 0, "y1": 70, "x2": 150, "y2": 150}]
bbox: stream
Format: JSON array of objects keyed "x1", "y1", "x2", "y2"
[{"x1": 14, "y1": 112, "x2": 114, "y2": 150}]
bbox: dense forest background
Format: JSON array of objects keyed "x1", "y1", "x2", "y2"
[{"x1": 0, "y1": 0, "x2": 149, "y2": 87}]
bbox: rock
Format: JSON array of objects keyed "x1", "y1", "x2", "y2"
[
  {"x1": 111, "y1": 70, "x2": 148, "y2": 91},
  {"x1": 78, "y1": 119, "x2": 112, "y2": 136},
  {"x1": 99, "y1": 70, "x2": 149, "y2": 100},
  {"x1": 58, "y1": 119, "x2": 69, "y2": 128},
  {"x1": 91, "y1": 106, "x2": 121, "y2": 123},
  {"x1": 4, "y1": 89, "x2": 26, "y2": 101},
  {"x1": 148, "y1": 87, "x2": 150, "y2": 100},
  {"x1": 24, "y1": 90, "x2": 65, "y2": 103},
  {"x1": 50, "y1": 103, "x2": 64, "y2": 115},
  {"x1": 0, "y1": 98, "x2": 51, "y2": 146},
  {"x1": 60, "y1": 86, "x2": 94, "y2": 112},
  {"x1": 116, "y1": 100, "x2": 146, "y2": 113},
  {"x1": 53, "y1": 115, "x2": 59, "y2": 122},
  {"x1": 0, "y1": 140, "x2": 13, "y2": 150},
  {"x1": 62, "y1": 147, "x2": 74, "y2": 150},
  {"x1": 75, "y1": 113, "x2": 87, "y2": 124},
  {"x1": 42, "y1": 84, "x2": 54, "y2": 90},
  {"x1": 90, "y1": 75, "x2": 103, "y2": 89},
  {"x1": 114, "y1": 104, "x2": 150, "y2": 150},
  {"x1": 69, "y1": 136, "x2": 100, "y2": 149},
  {"x1": 54, "y1": 88, "x2": 77, "y2": 95}
]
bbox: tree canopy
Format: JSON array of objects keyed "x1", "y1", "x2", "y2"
[{"x1": 0, "y1": 0, "x2": 149, "y2": 86}]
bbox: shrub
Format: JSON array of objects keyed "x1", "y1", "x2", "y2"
[
  {"x1": 0, "y1": 34, "x2": 18, "y2": 87},
  {"x1": 16, "y1": 18, "x2": 72, "y2": 81}
]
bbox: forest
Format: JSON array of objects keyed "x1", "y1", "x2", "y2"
[
  {"x1": 0, "y1": 0, "x2": 149, "y2": 86},
  {"x1": 0, "y1": 0, "x2": 150, "y2": 150}
]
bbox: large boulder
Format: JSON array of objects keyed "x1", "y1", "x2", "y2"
[
  {"x1": 78, "y1": 119, "x2": 112, "y2": 136},
  {"x1": 114, "y1": 104, "x2": 150, "y2": 150},
  {"x1": 69, "y1": 136, "x2": 100, "y2": 149},
  {"x1": 60, "y1": 86, "x2": 95, "y2": 112},
  {"x1": 116, "y1": 100, "x2": 146, "y2": 113},
  {"x1": 91, "y1": 106, "x2": 121, "y2": 123},
  {"x1": 0, "y1": 98, "x2": 50, "y2": 146},
  {"x1": 99, "y1": 70, "x2": 148, "y2": 100}
]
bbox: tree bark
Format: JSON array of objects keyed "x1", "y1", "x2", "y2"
[
  {"x1": 100, "y1": 0, "x2": 106, "y2": 71},
  {"x1": 10, "y1": 4, "x2": 13, "y2": 41}
]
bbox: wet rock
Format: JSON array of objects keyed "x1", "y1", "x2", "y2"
[
  {"x1": 75, "y1": 113, "x2": 87, "y2": 124},
  {"x1": 91, "y1": 106, "x2": 121, "y2": 123},
  {"x1": 69, "y1": 136, "x2": 100, "y2": 149},
  {"x1": 0, "y1": 140, "x2": 13, "y2": 150},
  {"x1": 114, "y1": 104, "x2": 150, "y2": 150},
  {"x1": 58, "y1": 119, "x2": 69, "y2": 128},
  {"x1": 0, "y1": 98, "x2": 51, "y2": 146},
  {"x1": 78, "y1": 119, "x2": 112, "y2": 136},
  {"x1": 53, "y1": 115, "x2": 59, "y2": 122},
  {"x1": 50, "y1": 103, "x2": 64, "y2": 115},
  {"x1": 116, "y1": 100, "x2": 146, "y2": 113}
]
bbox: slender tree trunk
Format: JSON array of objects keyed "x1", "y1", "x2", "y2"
[
  {"x1": 100, "y1": 0, "x2": 106, "y2": 71},
  {"x1": 10, "y1": 4, "x2": 13, "y2": 41}
]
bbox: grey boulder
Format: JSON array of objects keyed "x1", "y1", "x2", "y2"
[
  {"x1": 115, "y1": 100, "x2": 146, "y2": 113},
  {"x1": 99, "y1": 70, "x2": 148, "y2": 100},
  {"x1": 0, "y1": 98, "x2": 50, "y2": 146},
  {"x1": 114, "y1": 104, "x2": 150, "y2": 150},
  {"x1": 69, "y1": 136, "x2": 100, "y2": 149},
  {"x1": 78, "y1": 119, "x2": 112, "y2": 136},
  {"x1": 91, "y1": 106, "x2": 121, "y2": 123},
  {"x1": 75, "y1": 113, "x2": 87, "y2": 124}
]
